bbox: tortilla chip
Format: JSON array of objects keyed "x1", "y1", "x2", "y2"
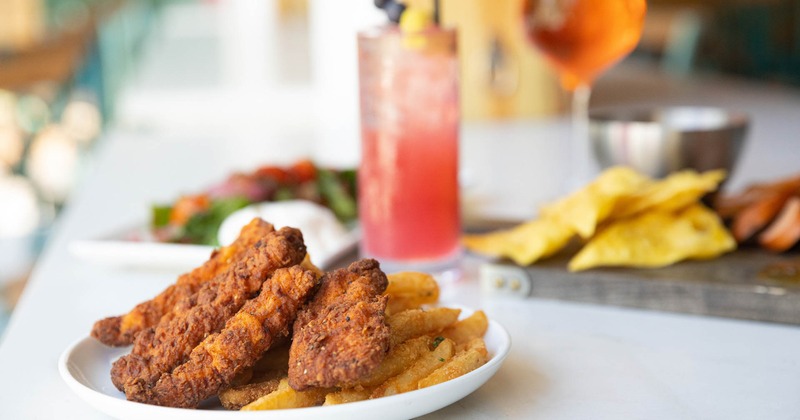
[
  {"x1": 612, "y1": 169, "x2": 726, "y2": 219},
  {"x1": 540, "y1": 166, "x2": 651, "y2": 239},
  {"x1": 568, "y1": 204, "x2": 736, "y2": 271},
  {"x1": 463, "y1": 218, "x2": 574, "y2": 266}
]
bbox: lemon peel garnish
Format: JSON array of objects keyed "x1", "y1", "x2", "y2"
[{"x1": 399, "y1": 7, "x2": 433, "y2": 50}]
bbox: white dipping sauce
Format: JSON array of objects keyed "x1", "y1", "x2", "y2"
[{"x1": 218, "y1": 200, "x2": 357, "y2": 268}]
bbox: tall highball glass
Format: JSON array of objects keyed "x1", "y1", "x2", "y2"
[{"x1": 357, "y1": 26, "x2": 461, "y2": 272}]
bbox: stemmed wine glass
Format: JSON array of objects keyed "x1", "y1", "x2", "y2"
[{"x1": 523, "y1": 0, "x2": 646, "y2": 188}]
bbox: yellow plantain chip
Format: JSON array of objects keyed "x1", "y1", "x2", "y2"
[
  {"x1": 612, "y1": 169, "x2": 726, "y2": 219},
  {"x1": 463, "y1": 217, "x2": 574, "y2": 266},
  {"x1": 568, "y1": 204, "x2": 736, "y2": 271},
  {"x1": 540, "y1": 166, "x2": 651, "y2": 239}
]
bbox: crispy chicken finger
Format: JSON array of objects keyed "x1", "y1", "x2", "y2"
[
  {"x1": 288, "y1": 259, "x2": 390, "y2": 390},
  {"x1": 91, "y1": 219, "x2": 275, "y2": 346},
  {"x1": 219, "y1": 376, "x2": 283, "y2": 410},
  {"x1": 111, "y1": 226, "x2": 306, "y2": 395},
  {"x1": 140, "y1": 265, "x2": 317, "y2": 408}
]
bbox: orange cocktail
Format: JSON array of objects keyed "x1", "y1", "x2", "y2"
[
  {"x1": 357, "y1": 26, "x2": 460, "y2": 268},
  {"x1": 523, "y1": 0, "x2": 646, "y2": 90},
  {"x1": 522, "y1": 0, "x2": 645, "y2": 189}
]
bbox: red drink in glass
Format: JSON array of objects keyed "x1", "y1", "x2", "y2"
[{"x1": 357, "y1": 26, "x2": 460, "y2": 269}]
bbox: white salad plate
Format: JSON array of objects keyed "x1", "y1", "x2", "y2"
[
  {"x1": 69, "y1": 201, "x2": 360, "y2": 270},
  {"x1": 69, "y1": 236, "x2": 217, "y2": 270},
  {"x1": 68, "y1": 230, "x2": 358, "y2": 271},
  {"x1": 59, "y1": 310, "x2": 511, "y2": 420}
]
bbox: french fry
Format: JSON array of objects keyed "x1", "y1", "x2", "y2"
[
  {"x1": 386, "y1": 272, "x2": 440, "y2": 302},
  {"x1": 388, "y1": 308, "x2": 461, "y2": 347},
  {"x1": 371, "y1": 338, "x2": 456, "y2": 398},
  {"x1": 355, "y1": 336, "x2": 431, "y2": 388},
  {"x1": 441, "y1": 310, "x2": 488, "y2": 347},
  {"x1": 219, "y1": 377, "x2": 282, "y2": 410},
  {"x1": 241, "y1": 378, "x2": 330, "y2": 411},
  {"x1": 418, "y1": 338, "x2": 488, "y2": 389},
  {"x1": 227, "y1": 273, "x2": 493, "y2": 411},
  {"x1": 464, "y1": 337, "x2": 489, "y2": 358},
  {"x1": 385, "y1": 272, "x2": 440, "y2": 314},
  {"x1": 323, "y1": 386, "x2": 373, "y2": 405}
]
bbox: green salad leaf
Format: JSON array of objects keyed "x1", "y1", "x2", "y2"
[
  {"x1": 318, "y1": 169, "x2": 357, "y2": 223},
  {"x1": 152, "y1": 205, "x2": 173, "y2": 228},
  {"x1": 180, "y1": 197, "x2": 252, "y2": 245}
]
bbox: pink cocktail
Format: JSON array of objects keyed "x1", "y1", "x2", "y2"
[{"x1": 357, "y1": 26, "x2": 460, "y2": 269}]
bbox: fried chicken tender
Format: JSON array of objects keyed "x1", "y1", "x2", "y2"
[
  {"x1": 111, "y1": 226, "x2": 306, "y2": 396},
  {"x1": 140, "y1": 265, "x2": 318, "y2": 408},
  {"x1": 219, "y1": 374, "x2": 284, "y2": 410},
  {"x1": 91, "y1": 219, "x2": 276, "y2": 347},
  {"x1": 288, "y1": 259, "x2": 390, "y2": 391}
]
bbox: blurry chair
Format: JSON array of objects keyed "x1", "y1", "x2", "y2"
[
  {"x1": 662, "y1": 9, "x2": 703, "y2": 75},
  {"x1": 639, "y1": 5, "x2": 705, "y2": 76}
]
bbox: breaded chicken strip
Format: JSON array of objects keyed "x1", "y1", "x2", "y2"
[
  {"x1": 111, "y1": 226, "x2": 306, "y2": 395},
  {"x1": 288, "y1": 259, "x2": 390, "y2": 390},
  {"x1": 91, "y1": 219, "x2": 276, "y2": 347},
  {"x1": 140, "y1": 265, "x2": 318, "y2": 408}
]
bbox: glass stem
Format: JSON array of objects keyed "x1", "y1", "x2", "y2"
[{"x1": 570, "y1": 83, "x2": 592, "y2": 191}]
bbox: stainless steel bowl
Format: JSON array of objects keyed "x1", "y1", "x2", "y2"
[{"x1": 589, "y1": 106, "x2": 749, "y2": 178}]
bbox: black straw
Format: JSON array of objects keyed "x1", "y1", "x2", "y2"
[{"x1": 433, "y1": 0, "x2": 440, "y2": 25}]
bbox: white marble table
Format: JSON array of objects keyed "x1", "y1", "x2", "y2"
[{"x1": 2, "y1": 78, "x2": 800, "y2": 418}]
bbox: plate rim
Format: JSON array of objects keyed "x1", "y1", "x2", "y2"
[
  {"x1": 59, "y1": 311, "x2": 511, "y2": 419},
  {"x1": 68, "y1": 221, "x2": 360, "y2": 270}
]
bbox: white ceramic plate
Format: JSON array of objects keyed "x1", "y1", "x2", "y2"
[
  {"x1": 59, "y1": 311, "x2": 511, "y2": 420},
  {"x1": 69, "y1": 235, "x2": 215, "y2": 270},
  {"x1": 69, "y1": 224, "x2": 359, "y2": 271}
]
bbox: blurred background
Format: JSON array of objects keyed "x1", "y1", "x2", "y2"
[{"x1": 1, "y1": 0, "x2": 799, "y2": 332}]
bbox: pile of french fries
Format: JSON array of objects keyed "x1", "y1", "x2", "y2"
[{"x1": 218, "y1": 272, "x2": 491, "y2": 411}]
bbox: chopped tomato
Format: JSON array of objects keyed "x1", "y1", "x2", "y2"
[
  {"x1": 289, "y1": 159, "x2": 317, "y2": 183},
  {"x1": 169, "y1": 194, "x2": 211, "y2": 226},
  {"x1": 254, "y1": 166, "x2": 290, "y2": 184}
]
